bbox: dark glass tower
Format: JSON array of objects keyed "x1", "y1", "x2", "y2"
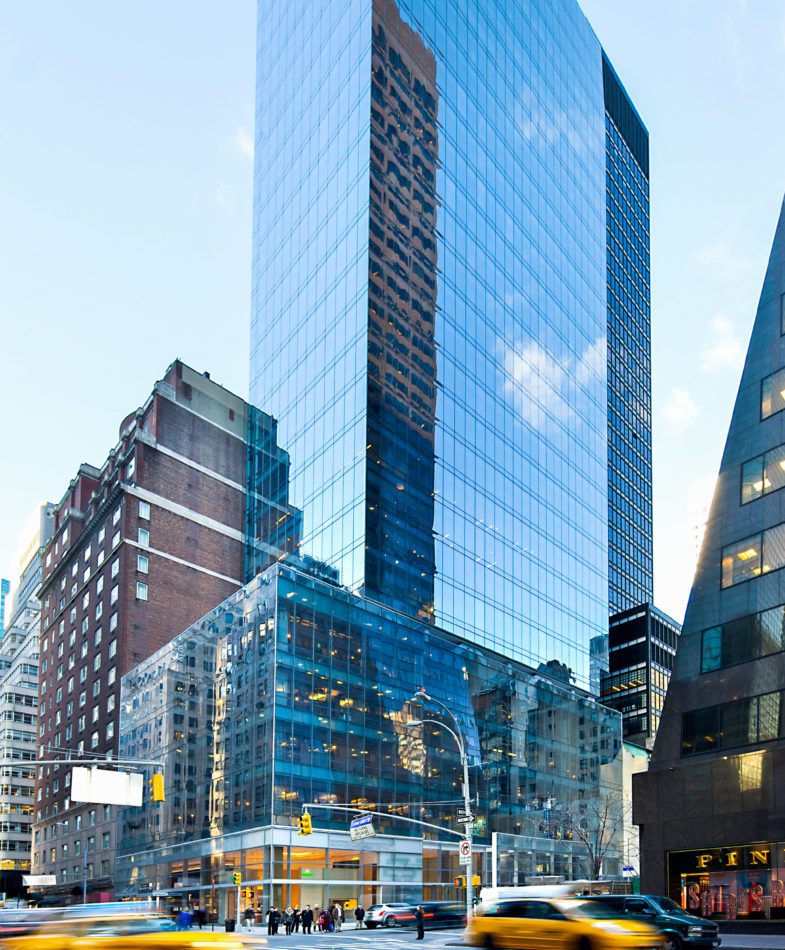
[
  {"x1": 635, "y1": 199, "x2": 785, "y2": 909},
  {"x1": 250, "y1": 0, "x2": 650, "y2": 685},
  {"x1": 602, "y1": 55, "x2": 654, "y2": 615}
]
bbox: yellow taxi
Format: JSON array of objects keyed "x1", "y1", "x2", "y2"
[
  {"x1": 2, "y1": 914, "x2": 253, "y2": 950},
  {"x1": 466, "y1": 896, "x2": 663, "y2": 950}
]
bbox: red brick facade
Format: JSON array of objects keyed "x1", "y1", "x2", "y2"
[{"x1": 32, "y1": 361, "x2": 249, "y2": 895}]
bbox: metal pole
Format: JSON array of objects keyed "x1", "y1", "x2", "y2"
[
  {"x1": 462, "y1": 747, "x2": 472, "y2": 922},
  {"x1": 236, "y1": 882, "x2": 242, "y2": 930},
  {"x1": 83, "y1": 841, "x2": 89, "y2": 905}
]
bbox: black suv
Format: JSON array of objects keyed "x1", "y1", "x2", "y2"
[{"x1": 584, "y1": 895, "x2": 721, "y2": 950}]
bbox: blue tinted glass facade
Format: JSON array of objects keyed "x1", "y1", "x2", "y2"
[
  {"x1": 251, "y1": 0, "x2": 631, "y2": 685},
  {"x1": 118, "y1": 566, "x2": 623, "y2": 881},
  {"x1": 602, "y1": 56, "x2": 653, "y2": 615}
]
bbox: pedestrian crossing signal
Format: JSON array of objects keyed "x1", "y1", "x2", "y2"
[
  {"x1": 454, "y1": 875, "x2": 466, "y2": 887},
  {"x1": 150, "y1": 773, "x2": 165, "y2": 802},
  {"x1": 472, "y1": 875, "x2": 481, "y2": 887},
  {"x1": 298, "y1": 811, "x2": 313, "y2": 835}
]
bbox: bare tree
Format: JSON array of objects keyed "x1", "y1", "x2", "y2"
[{"x1": 567, "y1": 792, "x2": 625, "y2": 879}]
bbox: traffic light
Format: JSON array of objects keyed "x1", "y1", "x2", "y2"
[
  {"x1": 297, "y1": 811, "x2": 313, "y2": 835},
  {"x1": 232, "y1": 872, "x2": 242, "y2": 886},
  {"x1": 150, "y1": 773, "x2": 165, "y2": 802},
  {"x1": 471, "y1": 875, "x2": 481, "y2": 887},
  {"x1": 454, "y1": 875, "x2": 466, "y2": 888}
]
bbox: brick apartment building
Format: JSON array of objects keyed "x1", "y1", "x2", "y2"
[{"x1": 31, "y1": 360, "x2": 291, "y2": 899}]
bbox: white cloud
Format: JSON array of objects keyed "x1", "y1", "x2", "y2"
[
  {"x1": 700, "y1": 313, "x2": 744, "y2": 373},
  {"x1": 661, "y1": 386, "x2": 700, "y2": 432},
  {"x1": 503, "y1": 336, "x2": 606, "y2": 430},
  {"x1": 232, "y1": 125, "x2": 254, "y2": 162}
]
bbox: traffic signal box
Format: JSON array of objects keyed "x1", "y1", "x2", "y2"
[
  {"x1": 454, "y1": 875, "x2": 482, "y2": 887},
  {"x1": 232, "y1": 872, "x2": 242, "y2": 886},
  {"x1": 150, "y1": 773, "x2": 165, "y2": 802},
  {"x1": 297, "y1": 811, "x2": 313, "y2": 835}
]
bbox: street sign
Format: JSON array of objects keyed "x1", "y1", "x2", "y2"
[
  {"x1": 459, "y1": 838, "x2": 472, "y2": 866},
  {"x1": 350, "y1": 814, "x2": 376, "y2": 840},
  {"x1": 456, "y1": 814, "x2": 475, "y2": 824}
]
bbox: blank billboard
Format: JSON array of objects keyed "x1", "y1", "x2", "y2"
[{"x1": 70, "y1": 766, "x2": 144, "y2": 806}]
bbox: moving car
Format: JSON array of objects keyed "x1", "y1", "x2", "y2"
[
  {"x1": 584, "y1": 895, "x2": 721, "y2": 950},
  {"x1": 364, "y1": 903, "x2": 417, "y2": 928},
  {"x1": 466, "y1": 896, "x2": 663, "y2": 949},
  {"x1": 2, "y1": 914, "x2": 249, "y2": 950},
  {"x1": 420, "y1": 902, "x2": 466, "y2": 928}
]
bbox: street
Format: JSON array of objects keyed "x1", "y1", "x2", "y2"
[{"x1": 231, "y1": 927, "x2": 464, "y2": 950}]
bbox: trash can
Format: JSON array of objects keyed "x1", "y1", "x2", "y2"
[{"x1": 225, "y1": 919, "x2": 236, "y2": 933}]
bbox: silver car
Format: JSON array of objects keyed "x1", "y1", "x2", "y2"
[{"x1": 363, "y1": 903, "x2": 417, "y2": 928}]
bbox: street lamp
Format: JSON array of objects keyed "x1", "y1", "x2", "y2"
[{"x1": 407, "y1": 690, "x2": 474, "y2": 922}]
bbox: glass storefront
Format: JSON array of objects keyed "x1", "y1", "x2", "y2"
[{"x1": 668, "y1": 842, "x2": 785, "y2": 920}]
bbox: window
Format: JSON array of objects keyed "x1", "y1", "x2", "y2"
[
  {"x1": 90, "y1": 731, "x2": 99, "y2": 750},
  {"x1": 109, "y1": 613, "x2": 117, "y2": 632},
  {"x1": 109, "y1": 640, "x2": 117, "y2": 659},
  {"x1": 761, "y1": 367, "x2": 785, "y2": 419},
  {"x1": 96, "y1": 576, "x2": 104, "y2": 596},
  {"x1": 98, "y1": 526, "x2": 105, "y2": 545},
  {"x1": 103, "y1": 805, "x2": 111, "y2": 821},
  {"x1": 83, "y1": 566, "x2": 91, "y2": 584},
  {"x1": 138, "y1": 528, "x2": 149, "y2": 547},
  {"x1": 107, "y1": 694, "x2": 115, "y2": 713},
  {"x1": 92, "y1": 705, "x2": 99, "y2": 723},
  {"x1": 78, "y1": 715, "x2": 85, "y2": 733},
  {"x1": 71, "y1": 562, "x2": 78, "y2": 578},
  {"x1": 741, "y1": 443, "x2": 785, "y2": 504},
  {"x1": 112, "y1": 506, "x2": 121, "y2": 526},
  {"x1": 93, "y1": 654, "x2": 101, "y2": 672},
  {"x1": 108, "y1": 668, "x2": 116, "y2": 686},
  {"x1": 94, "y1": 628, "x2": 102, "y2": 647},
  {"x1": 88, "y1": 809, "x2": 96, "y2": 827},
  {"x1": 721, "y1": 533, "x2": 763, "y2": 587},
  {"x1": 682, "y1": 689, "x2": 785, "y2": 755},
  {"x1": 79, "y1": 690, "x2": 86, "y2": 708},
  {"x1": 701, "y1": 605, "x2": 785, "y2": 673},
  {"x1": 137, "y1": 555, "x2": 149, "y2": 574},
  {"x1": 139, "y1": 500, "x2": 150, "y2": 520},
  {"x1": 136, "y1": 582, "x2": 148, "y2": 601},
  {"x1": 106, "y1": 722, "x2": 114, "y2": 740},
  {"x1": 126, "y1": 457, "x2": 136, "y2": 479},
  {"x1": 95, "y1": 602, "x2": 103, "y2": 620},
  {"x1": 92, "y1": 679, "x2": 101, "y2": 697},
  {"x1": 112, "y1": 530, "x2": 120, "y2": 549},
  {"x1": 110, "y1": 586, "x2": 118, "y2": 605}
]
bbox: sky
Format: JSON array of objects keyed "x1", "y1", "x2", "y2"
[{"x1": 1, "y1": 1, "x2": 784, "y2": 625}]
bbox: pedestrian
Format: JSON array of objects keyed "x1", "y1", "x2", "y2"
[
  {"x1": 301, "y1": 905, "x2": 314, "y2": 935},
  {"x1": 284, "y1": 906, "x2": 294, "y2": 935},
  {"x1": 354, "y1": 905, "x2": 365, "y2": 930},
  {"x1": 195, "y1": 907, "x2": 206, "y2": 930},
  {"x1": 273, "y1": 907, "x2": 282, "y2": 935},
  {"x1": 332, "y1": 902, "x2": 343, "y2": 932},
  {"x1": 244, "y1": 905, "x2": 256, "y2": 932},
  {"x1": 294, "y1": 906, "x2": 301, "y2": 933},
  {"x1": 320, "y1": 908, "x2": 332, "y2": 932},
  {"x1": 415, "y1": 905, "x2": 424, "y2": 940},
  {"x1": 267, "y1": 907, "x2": 276, "y2": 936}
]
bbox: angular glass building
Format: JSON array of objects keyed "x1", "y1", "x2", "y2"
[
  {"x1": 117, "y1": 564, "x2": 622, "y2": 913},
  {"x1": 250, "y1": 0, "x2": 653, "y2": 684},
  {"x1": 635, "y1": 200, "x2": 785, "y2": 916}
]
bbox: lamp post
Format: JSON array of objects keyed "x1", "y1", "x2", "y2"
[
  {"x1": 82, "y1": 839, "x2": 89, "y2": 905},
  {"x1": 407, "y1": 690, "x2": 474, "y2": 922}
]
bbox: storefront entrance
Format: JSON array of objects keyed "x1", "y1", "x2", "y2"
[{"x1": 668, "y1": 842, "x2": 785, "y2": 920}]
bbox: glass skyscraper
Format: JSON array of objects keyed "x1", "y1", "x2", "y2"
[
  {"x1": 602, "y1": 55, "x2": 653, "y2": 615},
  {"x1": 250, "y1": 0, "x2": 651, "y2": 686}
]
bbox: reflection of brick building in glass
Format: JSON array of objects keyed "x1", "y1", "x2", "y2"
[
  {"x1": 366, "y1": 0, "x2": 438, "y2": 619},
  {"x1": 117, "y1": 564, "x2": 623, "y2": 916}
]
